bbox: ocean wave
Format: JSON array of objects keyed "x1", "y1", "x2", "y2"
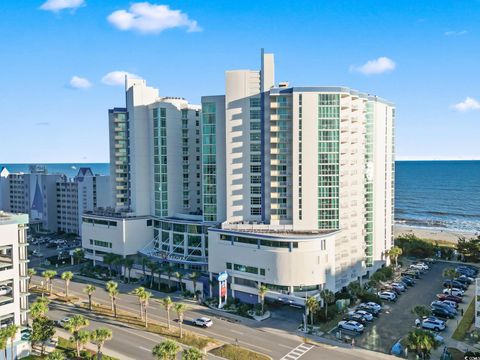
[{"x1": 426, "y1": 210, "x2": 480, "y2": 219}]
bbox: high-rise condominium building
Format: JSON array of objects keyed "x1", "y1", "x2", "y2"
[
  {"x1": 0, "y1": 211, "x2": 31, "y2": 357},
  {"x1": 82, "y1": 51, "x2": 395, "y2": 303}
]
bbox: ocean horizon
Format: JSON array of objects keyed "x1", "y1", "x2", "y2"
[{"x1": 2, "y1": 160, "x2": 479, "y2": 234}]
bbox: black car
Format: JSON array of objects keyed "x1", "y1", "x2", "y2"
[
  {"x1": 432, "y1": 307, "x2": 455, "y2": 319},
  {"x1": 456, "y1": 267, "x2": 476, "y2": 277},
  {"x1": 343, "y1": 314, "x2": 368, "y2": 325},
  {"x1": 401, "y1": 276, "x2": 415, "y2": 286},
  {"x1": 401, "y1": 271, "x2": 420, "y2": 279},
  {"x1": 443, "y1": 280, "x2": 467, "y2": 291},
  {"x1": 454, "y1": 277, "x2": 471, "y2": 286}
]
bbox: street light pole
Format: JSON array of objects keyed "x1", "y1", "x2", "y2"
[{"x1": 300, "y1": 284, "x2": 308, "y2": 333}]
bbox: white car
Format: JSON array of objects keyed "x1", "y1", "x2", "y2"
[
  {"x1": 365, "y1": 302, "x2": 382, "y2": 312},
  {"x1": 338, "y1": 320, "x2": 364, "y2": 333},
  {"x1": 410, "y1": 264, "x2": 427, "y2": 271},
  {"x1": 0, "y1": 286, "x2": 12, "y2": 296},
  {"x1": 378, "y1": 291, "x2": 397, "y2": 302},
  {"x1": 422, "y1": 318, "x2": 445, "y2": 331},
  {"x1": 442, "y1": 288, "x2": 464, "y2": 297},
  {"x1": 349, "y1": 310, "x2": 373, "y2": 321},
  {"x1": 391, "y1": 282, "x2": 406, "y2": 291},
  {"x1": 55, "y1": 317, "x2": 71, "y2": 327},
  {"x1": 441, "y1": 300, "x2": 458, "y2": 309},
  {"x1": 194, "y1": 317, "x2": 213, "y2": 328}
]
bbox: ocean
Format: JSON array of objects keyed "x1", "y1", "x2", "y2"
[{"x1": 1, "y1": 161, "x2": 479, "y2": 233}]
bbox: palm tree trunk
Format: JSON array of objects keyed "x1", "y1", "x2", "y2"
[
  {"x1": 325, "y1": 305, "x2": 328, "y2": 319},
  {"x1": 66, "y1": 282, "x2": 69, "y2": 298},
  {"x1": 167, "y1": 311, "x2": 170, "y2": 330},
  {"x1": 140, "y1": 302, "x2": 143, "y2": 319},
  {"x1": 310, "y1": 311, "x2": 314, "y2": 326},
  {"x1": 193, "y1": 281, "x2": 197, "y2": 299},
  {"x1": 110, "y1": 297, "x2": 114, "y2": 312},
  {"x1": 97, "y1": 344, "x2": 102, "y2": 360},
  {"x1": 180, "y1": 322, "x2": 183, "y2": 338},
  {"x1": 10, "y1": 338, "x2": 14, "y2": 360},
  {"x1": 76, "y1": 340, "x2": 80, "y2": 357},
  {"x1": 89, "y1": 295, "x2": 92, "y2": 310},
  {"x1": 114, "y1": 299, "x2": 117, "y2": 317},
  {"x1": 145, "y1": 308, "x2": 148, "y2": 328}
]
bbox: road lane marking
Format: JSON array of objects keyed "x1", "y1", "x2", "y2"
[
  {"x1": 280, "y1": 343, "x2": 314, "y2": 360},
  {"x1": 138, "y1": 346, "x2": 151, "y2": 352},
  {"x1": 230, "y1": 329, "x2": 244, "y2": 335}
]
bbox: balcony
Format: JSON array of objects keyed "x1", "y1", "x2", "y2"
[
  {"x1": 270, "y1": 114, "x2": 280, "y2": 121},
  {"x1": 270, "y1": 148, "x2": 280, "y2": 155},
  {"x1": 271, "y1": 137, "x2": 279, "y2": 143},
  {"x1": 270, "y1": 102, "x2": 279, "y2": 109},
  {"x1": 270, "y1": 125, "x2": 280, "y2": 132}
]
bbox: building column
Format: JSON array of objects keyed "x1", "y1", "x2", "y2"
[{"x1": 231, "y1": 276, "x2": 235, "y2": 299}]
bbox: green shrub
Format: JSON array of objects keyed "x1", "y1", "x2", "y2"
[
  {"x1": 358, "y1": 292, "x2": 382, "y2": 304},
  {"x1": 317, "y1": 304, "x2": 338, "y2": 322}
]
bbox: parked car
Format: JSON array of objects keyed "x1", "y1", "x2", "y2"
[
  {"x1": 55, "y1": 317, "x2": 71, "y2": 327},
  {"x1": 441, "y1": 300, "x2": 459, "y2": 309},
  {"x1": 0, "y1": 286, "x2": 12, "y2": 296},
  {"x1": 32, "y1": 250, "x2": 43, "y2": 257},
  {"x1": 401, "y1": 270, "x2": 420, "y2": 279},
  {"x1": 442, "y1": 288, "x2": 464, "y2": 297},
  {"x1": 378, "y1": 291, "x2": 397, "y2": 302},
  {"x1": 456, "y1": 275, "x2": 473, "y2": 285},
  {"x1": 431, "y1": 307, "x2": 455, "y2": 319},
  {"x1": 437, "y1": 293, "x2": 463, "y2": 303},
  {"x1": 422, "y1": 318, "x2": 446, "y2": 331},
  {"x1": 343, "y1": 314, "x2": 367, "y2": 325},
  {"x1": 385, "y1": 286, "x2": 402, "y2": 295},
  {"x1": 357, "y1": 302, "x2": 382, "y2": 315},
  {"x1": 401, "y1": 276, "x2": 415, "y2": 286},
  {"x1": 338, "y1": 320, "x2": 364, "y2": 333},
  {"x1": 349, "y1": 310, "x2": 373, "y2": 321},
  {"x1": 391, "y1": 282, "x2": 406, "y2": 291},
  {"x1": 432, "y1": 300, "x2": 457, "y2": 312},
  {"x1": 456, "y1": 267, "x2": 476, "y2": 277},
  {"x1": 193, "y1": 317, "x2": 213, "y2": 328},
  {"x1": 412, "y1": 262, "x2": 429, "y2": 270},
  {"x1": 431, "y1": 303, "x2": 457, "y2": 316},
  {"x1": 443, "y1": 280, "x2": 467, "y2": 291}
]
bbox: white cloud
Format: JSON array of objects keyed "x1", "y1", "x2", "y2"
[
  {"x1": 101, "y1": 71, "x2": 142, "y2": 86},
  {"x1": 350, "y1": 57, "x2": 396, "y2": 75},
  {"x1": 107, "y1": 2, "x2": 201, "y2": 34},
  {"x1": 40, "y1": 0, "x2": 85, "y2": 12},
  {"x1": 445, "y1": 30, "x2": 468, "y2": 36},
  {"x1": 452, "y1": 97, "x2": 480, "y2": 112},
  {"x1": 69, "y1": 76, "x2": 92, "y2": 89}
]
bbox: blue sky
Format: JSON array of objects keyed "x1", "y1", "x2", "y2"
[{"x1": 0, "y1": 0, "x2": 479, "y2": 163}]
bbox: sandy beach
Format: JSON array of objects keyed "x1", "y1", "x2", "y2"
[{"x1": 394, "y1": 224, "x2": 478, "y2": 243}]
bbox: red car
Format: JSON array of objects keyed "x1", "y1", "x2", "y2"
[{"x1": 437, "y1": 294, "x2": 462, "y2": 303}]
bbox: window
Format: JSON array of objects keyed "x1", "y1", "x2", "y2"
[
  {"x1": 250, "y1": 133, "x2": 261, "y2": 142},
  {"x1": 250, "y1": 207, "x2": 261, "y2": 215},
  {"x1": 250, "y1": 97, "x2": 261, "y2": 108},
  {"x1": 250, "y1": 176, "x2": 261, "y2": 184},
  {"x1": 250, "y1": 122, "x2": 261, "y2": 131},
  {"x1": 250, "y1": 186, "x2": 261, "y2": 195},
  {"x1": 250, "y1": 165, "x2": 261, "y2": 173},
  {"x1": 226, "y1": 262, "x2": 232, "y2": 269},
  {"x1": 250, "y1": 154, "x2": 261, "y2": 163},
  {"x1": 250, "y1": 197, "x2": 261, "y2": 205},
  {"x1": 146, "y1": 219, "x2": 152, "y2": 227}
]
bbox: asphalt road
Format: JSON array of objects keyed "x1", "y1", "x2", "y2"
[{"x1": 32, "y1": 275, "x2": 396, "y2": 360}]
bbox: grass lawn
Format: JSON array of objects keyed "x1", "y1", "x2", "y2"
[
  {"x1": 452, "y1": 299, "x2": 475, "y2": 341},
  {"x1": 210, "y1": 344, "x2": 271, "y2": 360},
  {"x1": 316, "y1": 311, "x2": 346, "y2": 333},
  {"x1": 80, "y1": 302, "x2": 215, "y2": 350}
]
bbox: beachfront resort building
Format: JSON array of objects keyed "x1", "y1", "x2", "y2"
[
  {"x1": 0, "y1": 211, "x2": 31, "y2": 358},
  {"x1": 81, "y1": 50, "x2": 395, "y2": 304},
  {"x1": 0, "y1": 165, "x2": 111, "y2": 235}
]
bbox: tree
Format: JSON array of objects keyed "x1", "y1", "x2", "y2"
[
  {"x1": 123, "y1": 258, "x2": 134, "y2": 283},
  {"x1": 75, "y1": 330, "x2": 91, "y2": 357},
  {"x1": 412, "y1": 305, "x2": 432, "y2": 319},
  {"x1": 27, "y1": 268, "x2": 37, "y2": 289},
  {"x1": 387, "y1": 246, "x2": 403, "y2": 267},
  {"x1": 30, "y1": 298, "x2": 50, "y2": 319},
  {"x1": 456, "y1": 236, "x2": 480, "y2": 262},
  {"x1": 141, "y1": 290, "x2": 152, "y2": 328},
  {"x1": 0, "y1": 330, "x2": 8, "y2": 360},
  {"x1": 84, "y1": 284, "x2": 96, "y2": 311},
  {"x1": 31, "y1": 316, "x2": 55, "y2": 356},
  {"x1": 173, "y1": 272, "x2": 184, "y2": 292},
  {"x1": 174, "y1": 303, "x2": 187, "y2": 338},
  {"x1": 162, "y1": 297, "x2": 173, "y2": 330},
  {"x1": 61, "y1": 271, "x2": 73, "y2": 298},
  {"x1": 182, "y1": 347, "x2": 204, "y2": 360},
  {"x1": 106, "y1": 281, "x2": 119, "y2": 317},
  {"x1": 64, "y1": 315, "x2": 90, "y2": 357},
  {"x1": 189, "y1": 272, "x2": 199, "y2": 300},
  {"x1": 42, "y1": 270, "x2": 57, "y2": 295},
  {"x1": 147, "y1": 261, "x2": 158, "y2": 289},
  {"x1": 152, "y1": 340, "x2": 180, "y2": 360},
  {"x1": 141, "y1": 257, "x2": 148, "y2": 278},
  {"x1": 72, "y1": 248, "x2": 85, "y2": 265},
  {"x1": 47, "y1": 350, "x2": 65, "y2": 360},
  {"x1": 91, "y1": 327, "x2": 113, "y2": 360},
  {"x1": 166, "y1": 266, "x2": 175, "y2": 290},
  {"x1": 405, "y1": 329, "x2": 439, "y2": 358},
  {"x1": 257, "y1": 285, "x2": 268, "y2": 315},
  {"x1": 305, "y1": 296, "x2": 319, "y2": 325},
  {"x1": 156, "y1": 265, "x2": 165, "y2": 290},
  {"x1": 103, "y1": 253, "x2": 117, "y2": 278},
  {"x1": 320, "y1": 289, "x2": 335, "y2": 319},
  {"x1": 133, "y1": 287, "x2": 146, "y2": 319},
  {"x1": 443, "y1": 268, "x2": 459, "y2": 291},
  {"x1": 5, "y1": 324, "x2": 18, "y2": 360},
  {"x1": 347, "y1": 281, "x2": 362, "y2": 302}
]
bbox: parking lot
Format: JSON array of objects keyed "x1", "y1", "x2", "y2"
[
  {"x1": 28, "y1": 233, "x2": 81, "y2": 268},
  {"x1": 337, "y1": 261, "x2": 472, "y2": 354}
]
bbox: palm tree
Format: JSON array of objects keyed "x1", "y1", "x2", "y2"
[
  {"x1": 103, "y1": 253, "x2": 116, "y2": 278},
  {"x1": 305, "y1": 296, "x2": 319, "y2": 325},
  {"x1": 156, "y1": 265, "x2": 165, "y2": 290},
  {"x1": 27, "y1": 268, "x2": 37, "y2": 289},
  {"x1": 182, "y1": 347, "x2": 203, "y2": 360},
  {"x1": 64, "y1": 315, "x2": 90, "y2": 357},
  {"x1": 412, "y1": 305, "x2": 432, "y2": 319},
  {"x1": 0, "y1": 330, "x2": 6, "y2": 360},
  {"x1": 5, "y1": 324, "x2": 18, "y2": 360},
  {"x1": 46, "y1": 350, "x2": 65, "y2": 360},
  {"x1": 106, "y1": 281, "x2": 119, "y2": 317},
  {"x1": 42, "y1": 270, "x2": 57, "y2": 295},
  {"x1": 152, "y1": 340, "x2": 180, "y2": 360},
  {"x1": 141, "y1": 257, "x2": 148, "y2": 279},
  {"x1": 443, "y1": 267, "x2": 459, "y2": 292},
  {"x1": 347, "y1": 281, "x2": 362, "y2": 302},
  {"x1": 91, "y1": 327, "x2": 113, "y2": 360},
  {"x1": 405, "y1": 329, "x2": 439, "y2": 358},
  {"x1": 174, "y1": 303, "x2": 187, "y2": 338},
  {"x1": 72, "y1": 248, "x2": 85, "y2": 265},
  {"x1": 61, "y1": 271, "x2": 73, "y2": 298},
  {"x1": 162, "y1": 296, "x2": 173, "y2": 330},
  {"x1": 257, "y1": 285, "x2": 268, "y2": 315},
  {"x1": 319, "y1": 289, "x2": 335, "y2": 319},
  {"x1": 84, "y1": 284, "x2": 96, "y2": 311},
  {"x1": 141, "y1": 291, "x2": 152, "y2": 328},
  {"x1": 189, "y1": 272, "x2": 199, "y2": 300},
  {"x1": 387, "y1": 246, "x2": 403, "y2": 268},
  {"x1": 123, "y1": 258, "x2": 134, "y2": 283},
  {"x1": 147, "y1": 262, "x2": 159, "y2": 289},
  {"x1": 30, "y1": 298, "x2": 50, "y2": 319},
  {"x1": 133, "y1": 287, "x2": 146, "y2": 319},
  {"x1": 166, "y1": 266, "x2": 174, "y2": 290},
  {"x1": 173, "y1": 272, "x2": 184, "y2": 292},
  {"x1": 76, "y1": 330, "x2": 91, "y2": 357}
]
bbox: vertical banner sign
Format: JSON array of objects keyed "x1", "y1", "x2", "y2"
[{"x1": 218, "y1": 271, "x2": 229, "y2": 309}]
